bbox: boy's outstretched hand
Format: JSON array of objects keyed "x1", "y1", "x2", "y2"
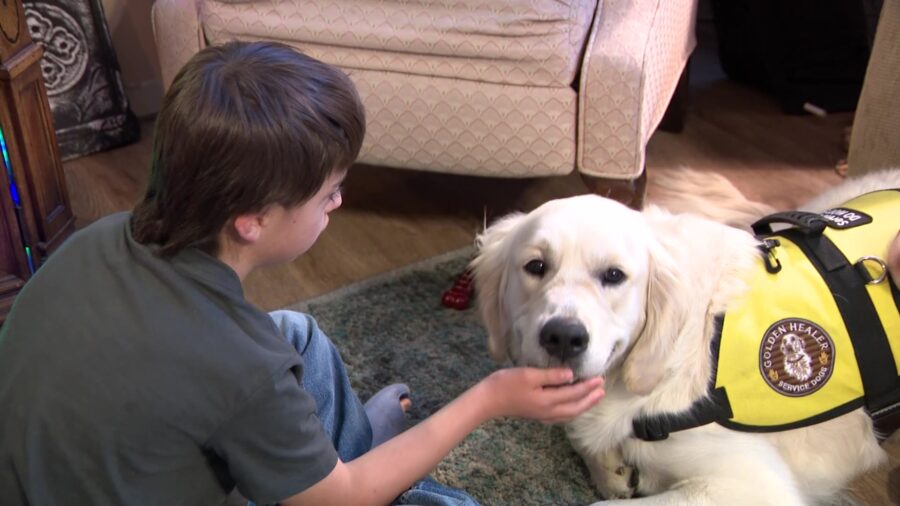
[
  {"x1": 293, "y1": 366, "x2": 605, "y2": 506},
  {"x1": 479, "y1": 367, "x2": 605, "y2": 424}
]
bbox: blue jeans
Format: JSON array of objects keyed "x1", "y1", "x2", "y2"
[{"x1": 269, "y1": 310, "x2": 479, "y2": 506}]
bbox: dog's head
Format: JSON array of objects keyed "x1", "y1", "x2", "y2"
[
  {"x1": 780, "y1": 333, "x2": 807, "y2": 361},
  {"x1": 471, "y1": 195, "x2": 759, "y2": 395}
]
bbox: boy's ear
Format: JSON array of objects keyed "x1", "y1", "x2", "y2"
[{"x1": 232, "y1": 212, "x2": 266, "y2": 243}]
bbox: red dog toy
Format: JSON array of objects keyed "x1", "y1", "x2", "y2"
[{"x1": 441, "y1": 269, "x2": 474, "y2": 310}]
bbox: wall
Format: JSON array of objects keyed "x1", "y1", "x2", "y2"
[{"x1": 100, "y1": 0, "x2": 163, "y2": 118}]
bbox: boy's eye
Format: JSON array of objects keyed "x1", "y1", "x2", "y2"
[{"x1": 329, "y1": 186, "x2": 344, "y2": 202}]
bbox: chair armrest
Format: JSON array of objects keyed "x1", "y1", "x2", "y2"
[
  {"x1": 152, "y1": 0, "x2": 206, "y2": 90},
  {"x1": 577, "y1": 0, "x2": 697, "y2": 179}
]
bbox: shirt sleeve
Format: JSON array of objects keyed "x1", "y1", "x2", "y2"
[{"x1": 207, "y1": 364, "x2": 339, "y2": 504}]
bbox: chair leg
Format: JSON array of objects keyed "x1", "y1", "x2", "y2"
[
  {"x1": 580, "y1": 169, "x2": 647, "y2": 210},
  {"x1": 658, "y1": 59, "x2": 691, "y2": 133}
]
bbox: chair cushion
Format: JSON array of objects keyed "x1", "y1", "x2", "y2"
[
  {"x1": 351, "y1": 67, "x2": 577, "y2": 176},
  {"x1": 201, "y1": 0, "x2": 596, "y2": 87}
]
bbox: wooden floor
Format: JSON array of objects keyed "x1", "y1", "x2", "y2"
[{"x1": 61, "y1": 23, "x2": 898, "y2": 506}]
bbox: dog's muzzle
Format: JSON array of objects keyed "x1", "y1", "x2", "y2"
[{"x1": 539, "y1": 317, "x2": 589, "y2": 361}]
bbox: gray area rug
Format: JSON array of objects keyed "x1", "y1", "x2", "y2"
[{"x1": 286, "y1": 247, "x2": 861, "y2": 506}]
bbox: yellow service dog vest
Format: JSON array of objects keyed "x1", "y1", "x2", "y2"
[{"x1": 632, "y1": 190, "x2": 900, "y2": 442}]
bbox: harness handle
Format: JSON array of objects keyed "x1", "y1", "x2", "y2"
[{"x1": 751, "y1": 211, "x2": 827, "y2": 237}]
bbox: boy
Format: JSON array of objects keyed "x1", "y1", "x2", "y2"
[{"x1": 0, "y1": 41, "x2": 605, "y2": 505}]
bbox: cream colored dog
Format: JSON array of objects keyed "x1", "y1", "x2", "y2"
[{"x1": 471, "y1": 169, "x2": 900, "y2": 505}]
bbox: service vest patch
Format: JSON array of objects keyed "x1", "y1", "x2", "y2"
[
  {"x1": 820, "y1": 207, "x2": 873, "y2": 229},
  {"x1": 758, "y1": 317, "x2": 835, "y2": 398}
]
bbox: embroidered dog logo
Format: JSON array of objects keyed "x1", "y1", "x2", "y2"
[
  {"x1": 780, "y1": 333, "x2": 812, "y2": 381},
  {"x1": 759, "y1": 318, "x2": 835, "y2": 397}
]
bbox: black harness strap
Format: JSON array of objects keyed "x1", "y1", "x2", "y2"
[
  {"x1": 631, "y1": 387, "x2": 732, "y2": 441},
  {"x1": 751, "y1": 211, "x2": 827, "y2": 236},
  {"x1": 782, "y1": 227, "x2": 900, "y2": 415}
]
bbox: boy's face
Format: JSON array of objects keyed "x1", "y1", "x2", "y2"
[{"x1": 260, "y1": 170, "x2": 346, "y2": 265}]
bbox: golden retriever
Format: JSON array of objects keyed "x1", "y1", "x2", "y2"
[{"x1": 471, "y1": 168, "x2": 900, "y2": 505}]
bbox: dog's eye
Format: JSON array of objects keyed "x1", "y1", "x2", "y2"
[
  {"x1": 523, "y1": 259, "x2": 546, "y2": 277},
  {"x1": 601, "y1": 267, "x2": 626, "y2": 285}
]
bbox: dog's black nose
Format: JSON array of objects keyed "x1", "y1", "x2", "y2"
[{"x1": 539, "y1": 317, "x2": 589, "y2": 360}]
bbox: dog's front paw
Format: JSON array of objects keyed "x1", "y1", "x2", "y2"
[
  {"x1": 585, "y1": 447, "x2": 639, "y2": 499},
  {"x1": 597, "y1": 462, "x2": 639, "y2": 499}
]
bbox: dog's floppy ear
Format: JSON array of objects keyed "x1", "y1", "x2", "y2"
[
  {"x1": 623, "y1": 206, "x2": 760, "y2": 395},
  {"x1": 622, "y1": 210, "x2": 690, "y2": 395},
  {"x1": 470, "y1": 213, "x2": 526, "y2": 362}
]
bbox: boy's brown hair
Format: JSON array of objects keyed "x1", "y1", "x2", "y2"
[{"x1": 132, "y1": 41, "x2": 365, "y2": 256}]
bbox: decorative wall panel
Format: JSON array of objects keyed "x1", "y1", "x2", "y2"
[{"x1": 23, "y1": 0, "x2": 139, "y2": 160}]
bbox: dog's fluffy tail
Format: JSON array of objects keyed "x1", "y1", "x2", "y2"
[{"x1": 649, "y1": 168, "x2": 777, "y2": 230}]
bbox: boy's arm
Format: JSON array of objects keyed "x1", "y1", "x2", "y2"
[{"x1": 281, "y1": 367, "x2": 604, "y2": 506}]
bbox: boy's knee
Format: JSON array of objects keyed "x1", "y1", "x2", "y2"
[{"x1": 269, "y1": 310, "x2": 321, "y2": 353}]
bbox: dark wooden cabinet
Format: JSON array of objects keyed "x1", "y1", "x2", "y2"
[{"x1": 1, "y1": 0, "x2": 75, "y2": 323}]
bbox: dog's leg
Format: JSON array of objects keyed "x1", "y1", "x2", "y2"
[
  {"x1": 587, "y1": 434, "x2": 813, "y2": 505},
  {"x1": 581, "y1": 446, "x2": 640, "y2": 499},
  {"x1": 587, "y1": 476, "x2": 806, "y2": 506}
]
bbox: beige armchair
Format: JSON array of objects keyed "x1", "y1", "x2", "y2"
[{"x1": 152, "y1": 0, "x2": 697, "y2": 207}]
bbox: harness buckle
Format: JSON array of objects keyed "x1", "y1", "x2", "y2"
[{"x1": 759, "y1": 238, "x2": 782, "y2": 274}]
